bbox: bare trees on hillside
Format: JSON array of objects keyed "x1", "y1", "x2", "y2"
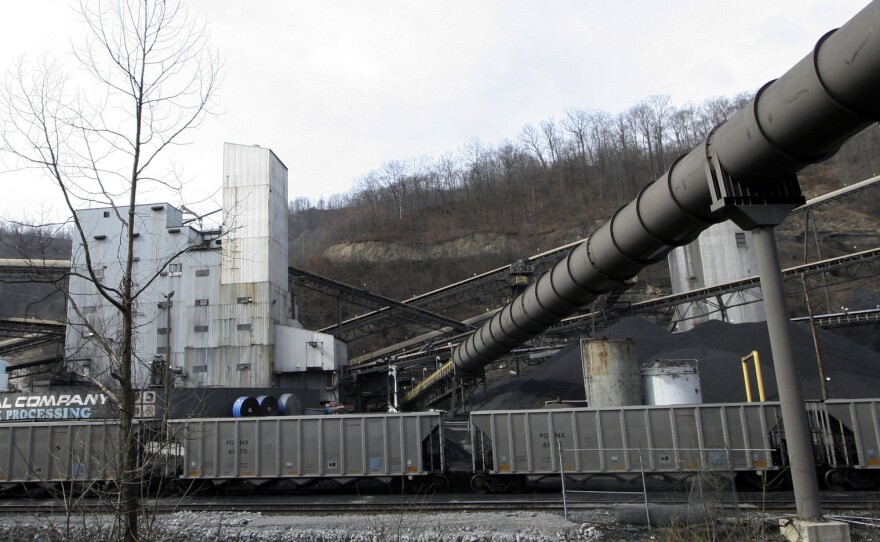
[{"x1": 304, "y1": 91, "x2": 757, "y2": 233}]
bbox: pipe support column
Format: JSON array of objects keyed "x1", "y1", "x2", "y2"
[{"x1": 752, "y1": 226, "x2": 823, "y2": 520}]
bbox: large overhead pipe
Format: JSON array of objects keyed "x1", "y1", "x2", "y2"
[{"x1": 453, "y1": 1, "x2": 880, "y2": 374}]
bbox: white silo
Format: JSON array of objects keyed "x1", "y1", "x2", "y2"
[{"x1": 667, "y1": 221, "x2": 765, "y2": 331}]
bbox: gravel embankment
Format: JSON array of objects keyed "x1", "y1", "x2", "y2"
[{"x1": 1, "y1": 509, "x2": 878, "y2": 541}]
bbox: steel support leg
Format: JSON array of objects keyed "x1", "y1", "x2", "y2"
[{"x1": 752, "y1": 225, "x2": 823, "y2": 520}]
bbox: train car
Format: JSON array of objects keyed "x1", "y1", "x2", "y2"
[
  {"x1": 0, "y1": 420, "x2": 121, "y2": 492},
  {"x1": 169, "y1": 411, "x2": 444, "y2": 491},
  {"x1": 809, "y1": 399, "x2": 880, "y2": 490},
  {"x1": 469, "y1": 402, "x2": 783, "y2": 492}
]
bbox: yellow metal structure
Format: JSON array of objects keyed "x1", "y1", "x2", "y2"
[{"x1": 741, "y1": 351, "x2": 766, "y2": 402}]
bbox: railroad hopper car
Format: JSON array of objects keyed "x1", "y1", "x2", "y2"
[
  {"x1": 809, "y1": 399, "x2": 880, "y2": 490},
  {"x1": 0, "y1": 421, "x2": 121, "y2": 489},
  {"x1": 469, "y1": 402, "x2": 785, "y2": 492},
  {"x1": 169, "y1": 411, "x2": 444, "y2": 491},
  {"x1": 469, "y1": 400, "x2": 880, "y2": 492},
  {"x1": 0, "y1": 400, "x2": 878, "y2": 495}
]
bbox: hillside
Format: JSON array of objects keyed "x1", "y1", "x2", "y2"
[{"x1": 289, "y1": 95, "x2": 880, "y2": 355}]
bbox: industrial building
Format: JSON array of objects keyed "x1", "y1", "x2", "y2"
[{"x1": 64, "y1": 143, "x2": 346, "y2": 400}]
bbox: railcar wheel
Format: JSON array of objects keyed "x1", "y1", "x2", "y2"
[
  {"x1": 470, "y1": 474, "x2": 490, "y2": 494},
  {"x1": 824, "y1": 469, "x2": 847, "y2": 491},
  {"x1": 430, "y1": 474, "x2": 449, "y2": 492}
]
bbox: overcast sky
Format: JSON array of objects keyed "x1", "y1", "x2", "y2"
[{"x1": 0, "y1": 0, "x2": 870, "y2": 222}]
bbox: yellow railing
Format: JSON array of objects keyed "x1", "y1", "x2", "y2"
[
  {"x1": 741, "y1": 350, "x2": 766, "y2": 402},
  {"x1": 402, "y1": 360, "x2": 454, "y2": 404}
]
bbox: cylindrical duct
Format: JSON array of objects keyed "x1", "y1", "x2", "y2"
[
  {"x1": 454, "y1": 1, "x2": 880, "y2": 373},
  {"x1": 582, "y1": 339, "x2": 641, "y2": 408}
]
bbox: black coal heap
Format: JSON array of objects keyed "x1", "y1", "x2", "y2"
[{"x1": 476, "y1": 317, "x2": 880, "y2": 410}]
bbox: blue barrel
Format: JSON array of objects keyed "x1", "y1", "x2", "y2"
[
  {"x1": 277, "y1": 393, "x2": 302, "y2": 416},
  {"x1": 232, "y1": 396, "x2": 259, "y2": 417},
  {"x1": 256, "y1": 395, "x2": 278, "y2": 416}
]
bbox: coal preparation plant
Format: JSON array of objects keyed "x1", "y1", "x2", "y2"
[{"x1": 1, "y1": 3, "x2": 880, "y2": 541}]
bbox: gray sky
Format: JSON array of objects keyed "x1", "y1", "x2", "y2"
[{"x1": 0, "y1": 0, "x2": 869, "y2": 222}]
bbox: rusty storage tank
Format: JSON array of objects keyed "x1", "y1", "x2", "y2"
[
  {"x1": 581, "y1": 339, "x2": 641, "y2": 408},
  {"x1": 641, "y1": 359, "x2": 703, "y2": 406}
]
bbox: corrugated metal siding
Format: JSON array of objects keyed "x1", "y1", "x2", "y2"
[
  {"x1": 223, "y1": 237, "x2": 270, "y2": 284},
  {"x1": 221, "y1": 143, "x2": 288, "y2": 301},
  {"x1": 223, "y1": 143, "x2": 272, "y2": 285},
  {"x1": 184, "y1": 344, "x2": 273, "y2": 387},
  {"x1": 275, "y1": 326, "x2": 344, "y2": 372},
  {"x1": 472, "y1": 403, "x2": 781, "y2": 475},
  {"x1": 171, "y1": 413, "x2": 441, "y2": 479},
  {"x1": 0, "y1": 422, "x2": 121, "y2": 482},
  {"x1": 67, "y1": 144, "x2": 292, "y2": 390}
]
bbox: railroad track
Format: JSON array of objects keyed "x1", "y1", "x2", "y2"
[{"x1": 0, "y1": 492, "x2": 877, "y2": 515}]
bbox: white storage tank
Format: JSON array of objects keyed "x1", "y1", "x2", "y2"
[
  {"x1": 641, "y1": 359, "x2": 703, "y2": 406},
  {"x1": 581, "y1": 339, "x2": 641, "y2": 408}
]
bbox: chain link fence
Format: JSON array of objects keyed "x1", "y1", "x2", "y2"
[{"x1": 557, "y1": 443, "x2": 776, "y2": 528}]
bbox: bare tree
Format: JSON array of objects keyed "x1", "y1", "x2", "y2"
[
  {"x1": 379, "y1": 160, "x2": 408, "y2": 221},
  {"x1": 563, "y1": 108, "x2": 593, "y2": 164},
  {"x1": 646, "y1": 94, "x2": 672, "y2": 173},
  {"x1": 0, "y1": 1, "x2": 219, "y2": 540},
  {"x1": 518, "y1": 123, "x2": 547, "y2": 168}
]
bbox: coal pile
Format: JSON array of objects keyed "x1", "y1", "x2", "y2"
[{"x1": 477, "y1": 317, "x2": 880, "y2": 410}]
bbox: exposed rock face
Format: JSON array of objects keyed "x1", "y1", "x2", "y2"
[{"x1": 322, "y1": 233, "x2": 519, "y2": 262}]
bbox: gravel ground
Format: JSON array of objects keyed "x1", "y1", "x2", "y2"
[{"x1": 1, "y1": 509, "x2": 878, "y2": 541}]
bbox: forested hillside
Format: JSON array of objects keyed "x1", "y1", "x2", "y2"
[{"x1": 289, "y1": 92, "x2": 880, "y2": 355}]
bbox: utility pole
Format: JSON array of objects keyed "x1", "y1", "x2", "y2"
[{"x1": 163, "y1": 291, "x2": 174, "y2": 390}]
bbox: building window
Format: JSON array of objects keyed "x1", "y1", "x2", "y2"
[
  {"x1": 103, "y1": 211, "x2": 110, "y2": 218},
  {"x1": 237, "y1": 323, "x2": 251, "y2": 331},
  {"x1": 193, "y1": 325, "x2": 208, "y2": 333},
  {"x1": 168, "y1": 263, "x2": 183, "y2": 277},
  {"x1": 735, "y1": 232, "x2": 747, "y2": 248},
  {"x1": 193, "y1": 365, "x2": 207, "y2": 373},
  {"x1": 195, "y1": 268, "x2": 210, "y2": 277},
  {"x1": 156, "y1": 346, "x2": 167, "y2": 354},
  {"x1": 195, "y1": 299, "x2": 209, "y2": 307},
  {"x1": 94, "y1": 268, "x2": 105, "y2": 280},
  {"x1": 157, "y1": 328, "x2": 168, "y2": 335},
  {"x1": 237, "y1": 297, "x2": 252, "y2": 304}
]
